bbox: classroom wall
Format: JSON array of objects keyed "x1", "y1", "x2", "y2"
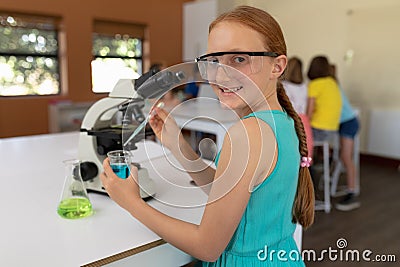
[
  {"x1": 246, "y1": 0, "x2": 400, "y2": 154},
  {"x1": 0, "y1": 0, "x2": 191, "y2": 138},
  {"x1": 217, "y1": 0, "x2": 246, "y2": 13}
]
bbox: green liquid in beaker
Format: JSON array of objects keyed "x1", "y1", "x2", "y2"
[{"x1": 57, "y1": 198, "x2": 93, "y2": 219}]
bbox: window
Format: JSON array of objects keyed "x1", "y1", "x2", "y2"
[
  {"x1": 92, "y1": 20, "x2": 145, "y2": 93},
  {"x1": 0, "y1": 13, "x2": 60, "y2": 96}
]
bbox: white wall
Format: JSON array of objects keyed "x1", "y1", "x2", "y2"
[
  {"x1": 183, "y1": 0, "x2": 218, "y2": 61},
  {"x1": 183, "y1": 0, "x2": 247, "y2": 61}
]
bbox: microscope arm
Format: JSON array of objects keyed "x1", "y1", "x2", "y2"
[{"x1": 80, "y1": 97, "x2": 130, "y2": 130}]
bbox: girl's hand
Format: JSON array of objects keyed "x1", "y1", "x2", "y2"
[
  {"x1": 99, "y1": 158, "x2": 142, "y2": 211},
  {"x1": 148, "y1": 107, "x2": 182, "y2": 151}
]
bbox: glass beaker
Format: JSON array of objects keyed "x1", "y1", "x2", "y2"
[
  {"x1": 57, "y1": 159, "x2": 93, "y2": 219},
  {"x1": 107, "y1": 150, "x2": 132, "y2": 179}
]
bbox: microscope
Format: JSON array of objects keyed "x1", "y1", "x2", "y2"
[{"x1": 78, "y1": 69, "x2": 185, "y2": 199}]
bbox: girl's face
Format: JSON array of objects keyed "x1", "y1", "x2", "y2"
[{"x1": 206, "y1": 21, "x2": 280, "y2": 112}]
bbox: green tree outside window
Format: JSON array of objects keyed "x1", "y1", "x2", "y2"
[
  {"x1": 92, "y1": 28, "x2": 143, "y2": 93},
  {"x1": 0, "y1": 14, "x2": 60, "y2": 96}
]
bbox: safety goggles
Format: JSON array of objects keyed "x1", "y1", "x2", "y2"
[{"x1": 195, "y1": 51, "x2": 279, "y2": 81}]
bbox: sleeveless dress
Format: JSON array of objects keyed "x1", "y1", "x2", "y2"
[{"x1": 201, "y1": 110, "x2": 305, "y2": 267}]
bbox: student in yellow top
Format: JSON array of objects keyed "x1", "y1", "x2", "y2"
[{"x1": 306, "y1": 56, "x2": 342, "y2": 142}]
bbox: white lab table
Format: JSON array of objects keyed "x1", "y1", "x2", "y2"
[
  {"x1": 169, "y1": 98, "x2": 239, "y2": 149},
  {"x1": 0, "y1": 132, "x2": 206, "y2": 267},
  {"x1": 0, "y1": 131, "x2": 302, "y2": 266}
]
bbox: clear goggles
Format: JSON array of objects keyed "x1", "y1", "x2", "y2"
[{"x1": 195, "y1": 51, "x2": 279, "y2": 81}]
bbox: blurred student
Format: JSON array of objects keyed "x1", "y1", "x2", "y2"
[
  {"x1": 184, "y1": 82, "x2": 200, "y2": 99},
  {"x1": 283, "y1": 57, "x2": 313, "y2": 158},
  {"x1": 330, "y1": 64, "x2": 360, "y2": 211},
  {"x1": 306, "y1": 56, "x2": 342, "y2": 142},
  {"x1": 283, "y1": 57, "x2": 307, "y2": 114},
  {"x1": 183, "y1": 64, "x2": 203, "y2": 100}
]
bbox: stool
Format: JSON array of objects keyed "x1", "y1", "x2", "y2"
[{"x1": 313, "y1": 140, "x2": 332, "y2": 213}]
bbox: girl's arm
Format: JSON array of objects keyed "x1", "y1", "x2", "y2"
[
  {"x1": 101, "y1": 117, "x2": 277, "y2": 262},
  {"x1": 307, "y1": 97, "x2": 315, "y2": 119},
  {"x1": 149, "y1": 108, "x2": 216, "y2": 192},
  {"x1": 169, "y1": 133, "x2": 216, "y2": 192}
]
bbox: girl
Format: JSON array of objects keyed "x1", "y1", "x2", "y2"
[
  {"x1": 100, "y1": 6, "x2": 314, "y2": 266},
  {"x1": 282, "y1": 57, "x2": 307, "y2": 115},
  {"x1": 306, "y1": 56, "x2": 342, "y2": 142}
]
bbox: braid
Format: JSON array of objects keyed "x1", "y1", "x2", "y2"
[
  {"x1": 277, "y1": 81, "x2": 315, "y2": 228},
  {"x1": 277, "y1": 83, "x2": 308, "y2": 157}
]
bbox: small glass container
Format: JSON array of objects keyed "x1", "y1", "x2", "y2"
[{"x1": 107, "y1": 150, "x2": 132, "y2": 179}]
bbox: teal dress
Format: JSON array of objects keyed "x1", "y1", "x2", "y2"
[{"x1": 202, "y1": 110, "x2": 304, "y2": 267}]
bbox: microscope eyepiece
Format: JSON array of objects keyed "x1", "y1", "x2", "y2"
[{"x1": 135, "y1": 70, "x2": 185, "y2": 99}]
